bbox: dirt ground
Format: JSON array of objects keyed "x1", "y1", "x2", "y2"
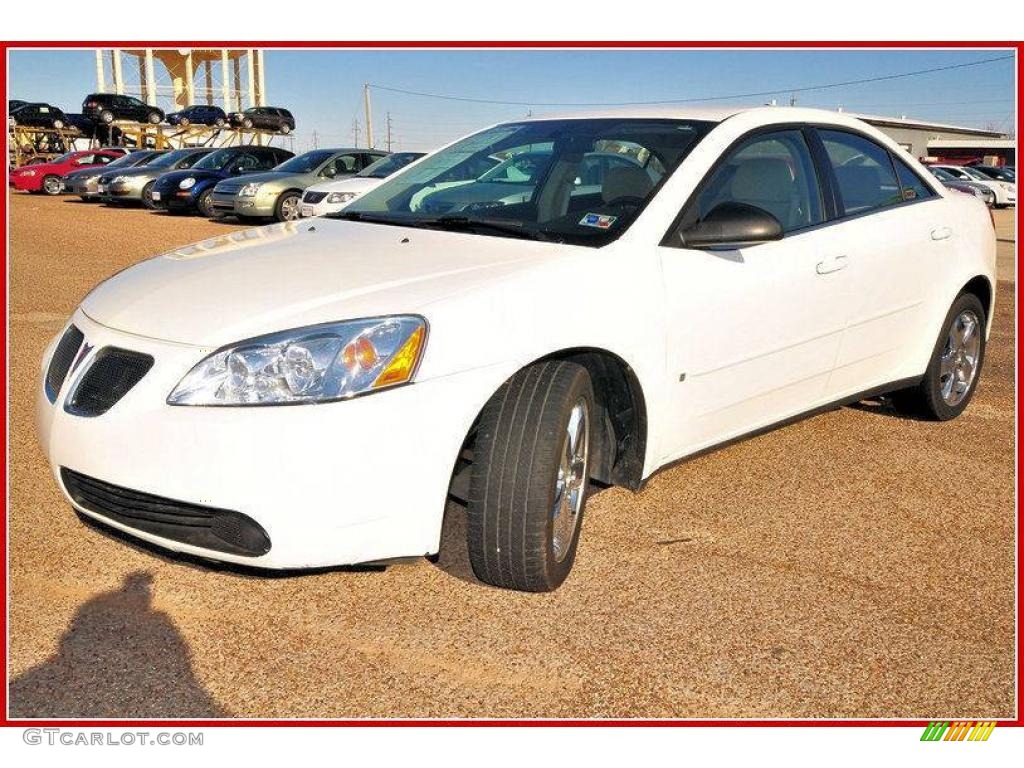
[{"x1": 6, "y1": 195, "x2": 1017, "y2": 719}]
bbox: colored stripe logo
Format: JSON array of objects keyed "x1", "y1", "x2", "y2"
[{"x1": 921, "y1": 721, "x2": 996, "y2": 741}]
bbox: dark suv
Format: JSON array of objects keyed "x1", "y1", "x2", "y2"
[
  {"x1": 82, "y1": 93, "x2": 165, "y2": 125},
  {"x1": 229, "y1": 106, "x2": 295, "y2": 134},
  {"x1": 9, "y1": 103, "x2": 69, "y2": 129},
  {"x1": 167, "y1": 104, "x2": 228, "y2": 127},
  {"x1": 150, "y1": 145, "x2": 294, "y2": 216}
]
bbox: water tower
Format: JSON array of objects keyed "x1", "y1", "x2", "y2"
[{"x1": 93, "y1": 48, "x2": 267, "y2": 113}]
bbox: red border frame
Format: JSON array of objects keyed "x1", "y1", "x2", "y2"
[{"x1": 1, "y1": 40, "x2": 1020, "y2": 729}]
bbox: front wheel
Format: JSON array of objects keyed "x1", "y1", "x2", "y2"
[
  {"x1": 100, "y1": 110, "x2": 114, "y2": 124},
  {"x1": 892, "y1": 292, "x2": 986, "y2": 421},
  {"x1": 467, "y1": 360, "x2": 595, "y2": 592},
  {"x1": 280, "y1": 123, "x2": 291, "y2": 135},
  {"x1": 242, "y1": 118, "x2": 253, "y2": 129},
  {"x1": 42, "y1": 175, "x2": 63, "y2": 195},
  {"x1": 196, "y1": 188, "x2": 216, "y2": 218},
  {"x1": 148, "y1": 112, "x2": 161, "y2": 124},
  {"x1": 179, "y1": 117, "x2": 190, "y2": 127},
  {"x1": 274, "y1": 191, "x2": 301, "y2": 221},
  {"x1": 214, "y1": 117, "x2": 225, "y2": 127},
  {"x1": 52, "y1": 119, "x2": 64, "y2": 129},
  {"x1": 141, "y1": 181, "x2": 158, "y2": 210}
]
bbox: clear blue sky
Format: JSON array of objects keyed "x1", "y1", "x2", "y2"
[{"x1": 8, "y1": 48, "x2": 1016, "y2": 153}]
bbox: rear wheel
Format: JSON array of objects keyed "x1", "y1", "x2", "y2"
[
  {"x1": 892, "y1": 292, "x2": 986, "y2": 421},
  {"x1": 52, "y1": 119, "x2": 64, "y2": 129},
  {"x1": 148, "y1": 112, "x2": 161, "y2": 124},
  {"x1": 274, "y1": 191, "x2": 302, "y2": 221},
  {"x1": 42, "y1": 175, "x2": 63, "y2": 195},
  {"x1": 100, "y1": 110, "x2": 114, "y2": 124},
  {"x1": 280, "y1": 123, "x2": 291, "y2": 135},
  {"x1": 467, "y1": 360, "x2": 594, "y2": 592},
  {"x1": 214, "y1": 117, "x2": 225, "y2": 128},
  {"x1": 242, "y1": 118, "x2": 253, "y2": 129},
  {"x1": 179, "y1": 117, "x2": 190, "y2": 127}
]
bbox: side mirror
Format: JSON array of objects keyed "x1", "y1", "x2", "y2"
[{"x1": 681, "y1": 202, "x2": 783, "y2": 249}]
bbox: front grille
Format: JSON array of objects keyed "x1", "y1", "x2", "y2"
[
  {"x1": 215, "y1": 182, "x2": 243, "y2": 196},
  {"x1": 61, "y1": 468, "x2": 272, "y2": 557},
  {"x1": 302, "y1": 191, "x2": 327, "y2": 204},
  {"x1": 45, "y1": 325, "x2": 84, "y2": 402},
  {"x1": 66, "y1": 347, "x2": 153, "y2": 416}
]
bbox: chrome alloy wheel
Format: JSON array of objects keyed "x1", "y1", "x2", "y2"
[
  {"x1": 552, "y1": 399, "x2": 589, "y2": 562},
  {"x1": 42, "y1": 176, "x2": 63, "y2": 195},
  {"x1": 940, "y1": 309, "x2": 981, "y2": 406},
  {"x1": 280, "y1": 194, "x2": 301, "y2": 221}
]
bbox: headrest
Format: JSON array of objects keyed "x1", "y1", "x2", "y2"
[
  {"x1": 602, "y1": 165, "x2": 653, "y2": 204},
  {"x1": 730, "y1": 157, "x2": 794, "y2": 201}
]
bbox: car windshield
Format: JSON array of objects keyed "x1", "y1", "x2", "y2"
[
  {"x1": 357, "y1": 152, "x2": 424, "y2": 178},
  {"x1": 974, "y1": 166, "x2": 1012, "y2": 181},
  {"x1": 930, "y1": 167, "x2": 957, "y2": 182},
  {"x1": 106, "y1": 152, "x2": 149, "y2": 168},
  {"x1": 275, "y1": 150, "x2": 335, "y2": 174},
  {"x1": 337, "y1": 118, "x2": 714, "y2": 246},
  {"x1": 192, "y1": 149, "x2": 237, "y2": 171},
  {"x1": 51, "y1": 152, "x2": 78, "y2": 163}
]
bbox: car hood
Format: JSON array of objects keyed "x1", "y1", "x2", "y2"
[
  {"x1": 81, "y1": 218, "x2": 557, "y2": 347},
  {"x1": 101, "y1": 165, "x2": 162, "y2": 180},
  {"x1": 64, "y1": 166, "x2": 103, "y2": 179},
  {"x1": 158, "y1": 168, "x2": 227, "y2": 186},
  {"x1": 222, "y1": 170, "x2": 313, "y2": 187},
  {"x1": 307, "y1": 177, "x2": 382, "y2": 195}
]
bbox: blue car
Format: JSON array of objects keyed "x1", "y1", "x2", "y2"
[
  {"x1": 167, "y1": 104, "x2": 229, "y2": 127},
  {"x1": 151, "y1": 145, "x2": 294, "y2": 216}
]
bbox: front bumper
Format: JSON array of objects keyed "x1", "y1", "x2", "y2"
[
  {"x1": 299, "y1": 199, "x2": 348, "y2": 218},
  {"x1": 11, "y1": 174, "x2": 41, "y2": 191},
  {"x1": 210, "y1": 190, "x2": 275, "y2": 217},
  {"x1": 37, "y1": 310, "x2": 492, "y2": 569},
  {"x1": 68, "y1": 176, "x2": 103, "y2": 197},
  {"x1": 98, "y1": 179, "x2": 145, "y2": 201}
]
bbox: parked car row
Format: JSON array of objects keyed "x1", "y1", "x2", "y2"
[
  {"x1": 11, "y1": 141, "x2": 428, "y2": 223},
  {"x1": 923, "y1": 162, "x2": 1015, "y2": 208},
  {"x1": 9, "y1": 95, "x2": 297, "y2": 136}
]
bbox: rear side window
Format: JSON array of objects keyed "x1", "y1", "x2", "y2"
[
  {"x1": 892, "y1": 157, "x2": 935, "y2": 203},
  {"x1": 819, "y1": 130, "x2": 902, "y2": 215},
  {"x1": 683, "y1": 129, "x2": 824, "y2": 235}
]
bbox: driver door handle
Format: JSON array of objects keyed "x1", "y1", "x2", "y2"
[{"x1": 816, "y1": 255, "x2": 848, "y2": 275}]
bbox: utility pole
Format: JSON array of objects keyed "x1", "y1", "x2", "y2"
[
  {"x1": 789, "y1": 93, "x2": 797, "y2": 107},
  {"x1": 352, "y1": 118, "x2": 361, "y2": 148},
  {"x1": 363, "y1": 83, "x2": 373, "y2": 149},
  {"x1": 312, "y1": 130, "x2": 319, "y2": 149},
  {"x1": 385, "y1": 112, "x2": 393, "y2": 152}
]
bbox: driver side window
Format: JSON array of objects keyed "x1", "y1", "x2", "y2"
[{"x1": 683, "y1": 130, "x2": 824, "y2": 235}]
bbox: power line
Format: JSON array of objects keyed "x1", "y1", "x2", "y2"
[{"x1": 368, "y1": 54, "x2": 1014, "y2": 108}]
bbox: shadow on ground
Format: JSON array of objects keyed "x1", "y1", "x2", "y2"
[{"x1": 9, "y1": 571, "x2": 228, "y2": 718}]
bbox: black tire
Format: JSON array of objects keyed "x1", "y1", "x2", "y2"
[
  {"x1": 179, "y1": 117, "x2": 190, "y2": 127},
  {"x1": 274, "y1": 190, "x2": 302, "y2": 222},
  {"x1": 280, "y1": 123, "x2": 291, "y2": 135},
  {"x1": 196, "y1": 188, "x2": 215, "y2": 218},
  {"x1": 467, "y1": 360, "x2": 595, "y2": 592},
  {"x1": 52, "y1": 119, "x2": 64, "y2": 129},
  {"x1": 891, "y1": 292, "x2": 986, "y2": 421},
  {"x1": 100, "y1": 110, "x2": 114, "y2": 124},
  {"x1": 140, "y1": 181, "x2": 158, "y2": 210},
  {"x1": 242, "y1": 118, "x2": 253, "y2": 129},
  {"x1": 214, "y1": 117, "x2": 225, "y2": 127},
  {"x1": 148, "y1": 112, "x2": 161, "y2": 124},
  {"x1": 41, "y1": 175, "x2": 63, "y2": 195}
]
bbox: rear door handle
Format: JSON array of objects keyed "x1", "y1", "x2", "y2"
[
  {"x1": 931, "y1": 226, "x2": 953, "y2": 241},
  {"x1": 816, "y1": 255, "x2": 848, "y2": 275}
]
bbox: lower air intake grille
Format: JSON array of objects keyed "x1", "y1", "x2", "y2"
[
  {"x1": 66, "y1": 347, "x2": 153, "y2": 416},
  {"x1": 302, "y1": 191, "x2": 327, "y2": 204},
  {"x1": 45, "y1": 325, "x2": 84, "y2": 402},
  {"x1": 61, "y1": 468, "x2": 272, "y2": 557}
]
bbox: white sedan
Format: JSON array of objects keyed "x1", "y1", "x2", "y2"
[
  {"x1": 37, "y1": 107, "x2": 996, "y2": 591},
  {"x1": 299, "y1": 151, "x2": 426, "y2": 217},
  {"x1": 930, "y1": 164, "x2": 1015, "y2": 207}
]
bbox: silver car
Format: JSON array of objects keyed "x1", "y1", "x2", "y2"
[
  {"x1": 98, "y1": 147, "x2": 214, "y2": 208},
  {"x1": 64, "y1": 150, "x2": 163, "y2": 201},
  {"x1": 209, "y1": 148, "x2": 386, "y2": 222}
]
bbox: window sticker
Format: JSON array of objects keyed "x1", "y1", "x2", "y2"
[{"x1": 579, "y1": 213, "x2": 617, "y2": 229}]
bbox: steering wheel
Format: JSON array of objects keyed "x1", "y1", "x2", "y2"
[{"x1": 605, "y1": 195, "x2": 646, "y2": 209}]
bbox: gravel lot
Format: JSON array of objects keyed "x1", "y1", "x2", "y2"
[{"x1": 7, "y1": 195, "x2": 1016, "y2": 719}]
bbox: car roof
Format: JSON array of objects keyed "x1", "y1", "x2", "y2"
[{"x1": 513, "y1": 105, "x2": 897, "y2": 130}]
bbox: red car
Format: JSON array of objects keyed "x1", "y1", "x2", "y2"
[{"x1": 11, "y1": 149, "x2": 126, "y2": 195}]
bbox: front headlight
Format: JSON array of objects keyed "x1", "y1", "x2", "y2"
[
  {"x1": 179, "y1": 177, "x2": 196, "y2": 190},
  {"x1": 238, "y1": 182, "x2": 262, "y2": 197},
  {"x1": 167, "y1": 316, "x2": 427, "y2": 406},
  {"x1": 326, "y1": 191, "x2": 358, "y2": 204}
]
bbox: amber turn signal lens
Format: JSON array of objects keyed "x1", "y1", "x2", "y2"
[
  {"x1": 342, "y1": 336, "x2": 379, "y2": 371},
  {"x1": 373, "y1": 325, "x2": 425, "y2": 388}
]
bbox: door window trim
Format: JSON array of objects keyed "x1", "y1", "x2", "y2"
[{"x1": 661, "y1": 121, "x2": 943, "y2": 248}]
